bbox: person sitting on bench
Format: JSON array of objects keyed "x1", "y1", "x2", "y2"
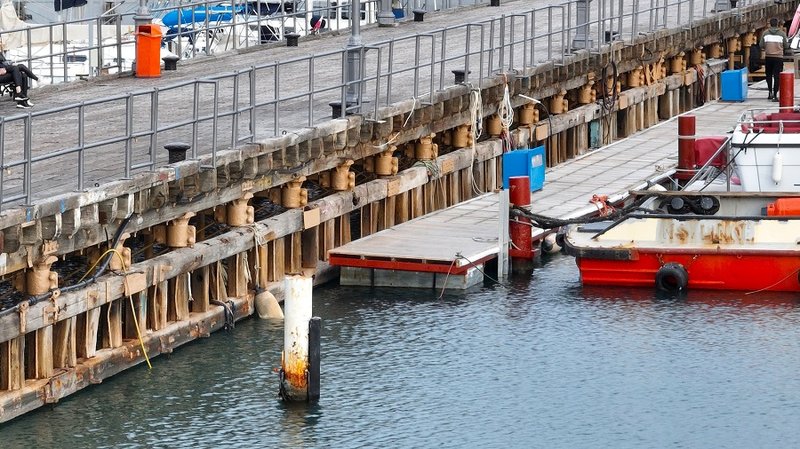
[{"x1": 0, "y1": 57, "x2": 38, "y2": 108}]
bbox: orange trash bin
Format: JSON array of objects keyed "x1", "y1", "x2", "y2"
[{"x1": 135, "y1": 24, "x2": 163, "y2": 78}]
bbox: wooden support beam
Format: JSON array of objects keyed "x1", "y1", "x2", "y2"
[
  {"x1": 1, "y1": 337, "x2": 25, "y2": 390},
  {"x1": 268, "y1": 238, "x2": 285, "y2": 281},
  {"x1": 191, "y1": 266, "x2": 211, "y2": 313},
  {"x1": 53, "y1": 317, "x2": 76, "y2": 369},
  {"x1": 320, "y1": 220, "x2": 335, "y2": 261},
  {"x1": 486, "y1": 158, "x2": 498, "y2": 192},
  {"x1": 169, "y1": 273, "x2": 190, "y2": 321},
  {"x1": 339, "y1": 212, "x2": 352, "y2": 245},
  {"x1": 25, "y1": 326, "x2": 53, "y2": 379},
  {"x1": 301, "y1": 228, "x2": 319, "y2": 269},
  {"x1": 285, "y1": 232, "x2": 302, "y2": 274},
  {"x1": 102, "y1": 301, "x2": 123, "y2": 349},
  {"x1": 395, "y1": 192, "x2": 409, "y2": 225},
  {"x1": 460, "y1": 168, "x2": 472, "y2": 201},
  {"x1": 77, "y1": 308, "x2": 101, "y2": 359},
  {"x1": 227, "y1": 254, "x2": 249, "y2": 298},
  {"x1": 147, "y1": 281, "x2": 168, "y2": 331},
  {"x1": 384, "y1": 196, "x2": 396, "y2": 228}
]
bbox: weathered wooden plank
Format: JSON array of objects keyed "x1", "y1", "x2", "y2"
[
  {"x1": 0, "y1": 337, "x2": 24, "y2": 390},
  {"x1": 76, "y1": 308, "x2": 100, "y2": 359},
  {"x1": 52, "y1": 317, "x2": 76, "y2": 369},
  {"x1": 301, "y1": 228, "x2": 319, "y2": 269},
  {"x1": 191, "y1": 266, "x2": 211, "y2": 313}
]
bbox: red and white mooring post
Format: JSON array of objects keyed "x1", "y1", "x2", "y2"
[
  {"x1": 779, "y1": 71, "x2": 795, "y2": 110},
  {"x1": 508, "y1": 176, "x2": 535, "y2": 271},
  {"x1": 676, "y1": 114, "x2": 696, "y2": 186}
]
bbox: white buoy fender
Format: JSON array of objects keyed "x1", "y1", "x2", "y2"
[
  {"x1": 255, "y1": 289, "x2": 284, "y2": 319},
  {"x1": 542, "y1": 233, "x2": 562, "y2": 254},
  {"x1": 772, "y1": 151, "x2": 783, "y2": 185}
]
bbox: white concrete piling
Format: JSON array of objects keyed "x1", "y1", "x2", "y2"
[{"x1": 280, "y1": 275, "x2": 313, "y2": 401}]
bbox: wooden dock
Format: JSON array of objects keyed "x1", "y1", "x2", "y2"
[{"x1": 329, "y1": 84, "x2": 776, "y2": 288}]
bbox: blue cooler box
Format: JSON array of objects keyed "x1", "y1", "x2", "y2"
[
  {"x1": 502, "y1": 146, "x2": 546, "y2": 191},
  {"x1": 720, "y1": 68, "x2": 748, "y2": 102}
]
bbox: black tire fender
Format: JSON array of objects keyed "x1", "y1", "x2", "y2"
[{"x1": 655, "y1": 262, "x2": 689, "y2": 292}]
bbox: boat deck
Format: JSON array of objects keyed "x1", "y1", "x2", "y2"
[{"x1": 329, "y1": 81, "x2": 782, "y2": 288}]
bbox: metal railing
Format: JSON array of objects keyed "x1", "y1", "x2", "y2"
[{"x1": 0, "y1": 0, "x2": 779, "y2": 209}]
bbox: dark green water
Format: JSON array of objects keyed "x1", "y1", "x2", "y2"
[{"x1": 3, "y1": 254, "x2": 800, "y2": 448}]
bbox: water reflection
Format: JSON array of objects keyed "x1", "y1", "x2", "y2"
[{"x1": 2, "y1": 254, "x2": 800, "y2": 448}]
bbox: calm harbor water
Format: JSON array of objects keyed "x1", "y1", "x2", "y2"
[{"x1": 3, "y1": 254, "x2": 800, "y2": 448}]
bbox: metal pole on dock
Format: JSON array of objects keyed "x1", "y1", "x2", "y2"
[
  {"x1": 572, "y1": 0, "x2": 593, "y2": 50},
  {"x1": 280, "y1": 275, "x2": 320, "y2": 402},
  {"x1": 676, "y1": 115, "x2": 696, "y2": 186},
  {"x1": 377, "y1": 0, "x2": 397, "y2": 26},
  {"x1": 508, "y1": 176, "x2": 535, "y2": 273},
  {"x1": 497, "y1": 189, "x2": 510, "y2": 280},
  {"x1": 779, "y1": 71, "x2": 794, "y2": 110},
  {"x1": 345, "y1": 0, "x2": 363, "y2": 106}
]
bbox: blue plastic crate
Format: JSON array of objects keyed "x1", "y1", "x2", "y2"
[
  {"x1": 502, "y1": 146, "x2": 546, "y2": 191},
  {"x1": 720, "y1": 68, "x2": 748, "y2": 102}
]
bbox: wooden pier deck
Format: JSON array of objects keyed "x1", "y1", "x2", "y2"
[{"x1": 329, "y1": 85, "x2": 775, "y2": 287}]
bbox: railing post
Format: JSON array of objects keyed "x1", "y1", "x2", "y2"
[
  {"x1": 573, "y1": 0, "x2": 593, "y2": 50},
  {"x1": 345, "y1": 0, "x2": 363, "y2": 107},
  {"x1": 250, "y1": 67, "x2": 257, "y2": 141},
  {"x1": 377, "y1": 0, "x2": 396, "y2": 26}
]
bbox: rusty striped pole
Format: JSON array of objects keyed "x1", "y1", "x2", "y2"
[
  {"x1": 280, "y1": 275, "x2": 313, "y2": 401},
  {"x1": 779, "y1": 71, "x2": 794, "y2": 110},
  {"x1": 677, "y1": 114, "x2": 696, "y2": 185},
  {"x1": 508, "y1": 176, "x2": 534, "y2": 272}
]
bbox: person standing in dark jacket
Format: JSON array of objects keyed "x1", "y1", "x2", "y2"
[{"x1": 760, "y1": 18, "x2": 788, "y2": 101}]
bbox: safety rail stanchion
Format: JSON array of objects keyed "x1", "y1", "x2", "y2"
[
  {"x1": 24, "y1": 114, "x2": 32, "y2": 205},
  {"x1": 547, "y1": 7, "x2": 554, "y2": 61},
  {"x1": 386, "y1": 40, "x2": 395, "y2": 104},
  {"x1": 125, "y1": 94, "x2": 133, "y2": 178},
  {"x1": 193, "y1": 83, "x2": 200, "y2": 158},
  {"x1": 232, "y1": 71, "x2": 240, "y2": 150},
  {"x1": 308, "y1": 57, "x2": 315, "y2": 126},
  {"x1": 78, "y1": 104, "x2": 85, "y2": 191},
  {"x1": 0, "y1": 117, "x2": 4, "y2": 210},
  {"x1": 275, "y1": 62, "x2": 281, "y2": 133},
  {"x1": 150, "y1": 88, "x2": 160, "y2": 169},
  {"x1": 250, "y1": 67, "x2": 258, "y2": 141},
  {"x1": 428, "y1": 35, "x2": 436, "y2": 105},
  {"x1": 212, "y1": 81, "x2": 219, "y2": 167},
  {"x1": 61, "y1": 22, "x2": 68, "y2": 83},
  {"x1": 373, "y1": 46, "x2": 382, "y2": 116}
]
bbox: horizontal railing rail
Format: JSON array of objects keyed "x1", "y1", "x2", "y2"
[{"x1": 0, "y1": 0, "x2": 775, "y2": 209}]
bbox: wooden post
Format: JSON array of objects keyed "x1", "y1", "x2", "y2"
[
  {"x1": 227, "y1": 253, "x2": 249, "y2": 298},
  {"x1": 339, "y1": 212, "x2": 352, "y2": 245},
  {"x1": 410, "y1": 186, "x2": 424, "y2": 218},
  {"x1": 77, "y1": 308, "x2": 101, "y2": 359},
  {"x1": 302, "y1": 228, "x2": 319, "y2": 269},
  {"x1": 486, "y1": 158, "x2": 498, "y2": 191},
  {"x1": 269, "y1": 238, "x2": 286, "y2": 281},
  {"x1": 320, "y1": 220, "x2": 335, "y2": 261},
  {"x1": 191, "y1": 266, "x2": 211, "y2": 313},
  {"x1": 53, "y1": 317, "x2": 76, "y2": 369},
  {"x1": 26, "y1": 327, "x2": 53, "y2": 379},
  {"x1": 170, "y1": 273, "x2": 190, "y2": 321},
  {"x1": 1, "y1": 337, "x2": 25, "y2": 390},
  {"x1": 384, "y1": 196, "x2": 396, "y2": 228},
  {"x1": 105, "y1": 301, "x2": 123, "y2": 349},
  {"x1": 147, "y1": 281, "x2": 168, "y2": 331},
  {"x1": 395, "y1": 191, "x2": 409, "y2": 224}
]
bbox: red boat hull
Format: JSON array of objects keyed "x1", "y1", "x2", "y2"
[{"x1": 576, "y1": 251, "x2": 800, "y2": 292}]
